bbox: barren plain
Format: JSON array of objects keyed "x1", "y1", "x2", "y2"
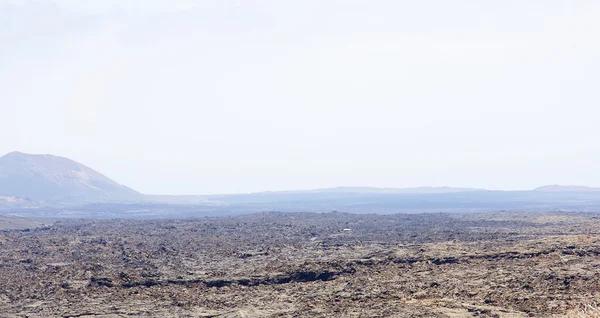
[{"x1": 1, "y1": 211, "x2": 600, "y2": 317}]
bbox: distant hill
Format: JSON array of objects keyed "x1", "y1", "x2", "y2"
[
  {"x1": 533, "y1": 185, "x2": 600, "y2": 192},
  {"x1": 303, "y1": 186, "x2": 484, "y2": 194},
  {"x1": 0, "y1": 152, "x2": 141, "y2": 204},
  {"x1": 5, "y1": 151, "x2": 600, "y2": 217}
]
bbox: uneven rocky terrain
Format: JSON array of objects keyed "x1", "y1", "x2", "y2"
[{"x1": 1, "y1": 211, "x2": 600, "y2": 317}]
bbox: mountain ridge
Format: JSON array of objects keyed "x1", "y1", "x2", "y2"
[
  {"x1": 533, "y1": 185, "x2": 600, "y2": 192},
  {"x1": 3, "y1": 151, "x2": 600, "y2": 213}
]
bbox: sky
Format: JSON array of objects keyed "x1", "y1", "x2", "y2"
[{"x1": 1, "y1": 0, "x2": 600, "y2": 195}]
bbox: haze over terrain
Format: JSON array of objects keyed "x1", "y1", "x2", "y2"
[
  {"x1": 2, "y1": 151, "x2": 600, "y2": 219},
  {"x1": 3, "y1": 3, "x2": 600, "y2": 317},
  {"x1": 2, "y1": 1, "x2": 600, "y2": 194}
]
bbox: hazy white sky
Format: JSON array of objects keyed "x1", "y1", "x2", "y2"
[{"x1": 1, "y1": 0, "x2": 600, "y2": 194}]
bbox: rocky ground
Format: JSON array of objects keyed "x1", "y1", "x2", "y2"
[{"x1": 1, "y1": 211, "x2": 600, "y2": 317}]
